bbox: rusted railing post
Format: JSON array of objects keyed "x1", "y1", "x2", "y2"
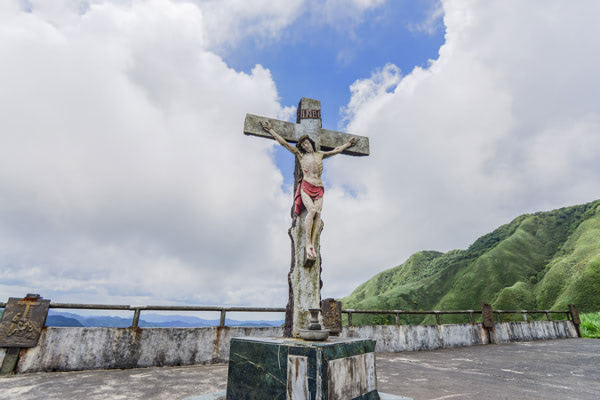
[
  {"x1": 434, "y1": 311, "x2": 441, "y2": 325},
  {"x1": 131, "y1": 307, "x2": 141, "y2": 328},
  {"x1": 219, "y1": 309, "x2": 226, "y2": 327},
  {"x1": 497, "y1": 311, "x2": 503, "y2": 323},
  {"x1": 522, "y1": 311, "x2": 528, "y2": 322},
  {"x1": 469, "y1": 311, "x2": 474, "y2": 325},
  {"x1": 347, "y1": 311, "x2": 353, "y2": 327},
  {"x1": 545, "y1": 311, "x2": 551, "y2": 321},
  {"x1": 395, "y1": 313, "x2": 401, "y2": 325},
  {"x1": 568, "y1": 304, "x2": 581, "y2": 337},
  {"x1": 481, "y1": 303, "x2": 496, "y2": 344}
]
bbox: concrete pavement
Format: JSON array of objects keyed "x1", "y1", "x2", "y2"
[{"x1": 0, "y1": 339, "x2": 598, "y2": 400}]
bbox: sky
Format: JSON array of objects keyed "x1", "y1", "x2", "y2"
[{"x1": 1, "y1": 0, "x2": 600, "y2": 314}]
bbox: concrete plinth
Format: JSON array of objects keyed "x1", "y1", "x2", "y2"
[{"x1": 225, "y1": 336, "x2": 379, "y2": 400}]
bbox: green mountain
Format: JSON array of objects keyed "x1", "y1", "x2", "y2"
[{"x1": 342, "y1": 199, "x2": 600, "y2": 325}]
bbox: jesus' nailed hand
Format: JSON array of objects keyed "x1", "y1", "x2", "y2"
[{"x1": 260, "y1": 120, "x2": 358, "y2": 261}]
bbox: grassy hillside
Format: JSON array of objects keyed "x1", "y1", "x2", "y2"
[
  {"x1": 342, "y1": 200, "x2": 600, "y2": 325},
  {"x1": 581, "y1": 312, "x2": 600, "y2": 338}
]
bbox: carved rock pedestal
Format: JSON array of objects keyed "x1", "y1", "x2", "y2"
[
  {"x1": 225, "y1": 336, "x2": 380, "y2": 400},
  {"x1": 285, "y1": 211, "x2": 323, "y2": 338}
]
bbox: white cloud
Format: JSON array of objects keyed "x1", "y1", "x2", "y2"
[
  {"x1": 0, "y1": 0, "x2": 390, "y2": 308},
  {"x1": 408, "y1": 0, "x2": 444, "y2": 35},
  {"x1": 0, "y1": 0, "x2": 293, "y2": 306},
  {"x1": 306, "y1": 0, "x2": 386, "y2": 32},
  {"x1": 319, "y1": 0, "x2": 600, "y2": 297},
  {"x1": 188, "y1": 0, "x2": 304, "y2": 49},
  {"x1": 3, "y1": 0, "x2": 600, "y2": 310},
  {"x1": 342, "y1": 63, "x2": 402, "y2": 123}
]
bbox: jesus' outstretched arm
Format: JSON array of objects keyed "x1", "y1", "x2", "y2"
[
  {"x1": 322, "y1": 137, "x2": 359, "y2": 158},
  {"x1": 261, "y1": 121, "x2": 300, "y2": 156}
]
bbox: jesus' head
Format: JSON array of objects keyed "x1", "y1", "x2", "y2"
[{"x1": 297, "y1": 136, "x2": 315, "y2": 154}]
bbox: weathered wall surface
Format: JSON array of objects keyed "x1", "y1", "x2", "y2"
[
  {"x1": 0, "y1": 348, "x2": 5, "y2": 367},
  {"x1": 12, "y1": 320, "x2": 578, "y2": 373},
  {"x1": 341, "y1": 321, "x2": 577, "y2": 352},
  {"x1": 17, "y1": 326, "x2": 282, "y2": 373},
  {"x1": 493, "y1": 320, "x2": 577, "y2": 343},
  {"x1": 341, "y1": 323, "x2": 487, "y2": 352}
]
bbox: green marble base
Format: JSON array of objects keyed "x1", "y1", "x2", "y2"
[
  {"x1": 225, "y1": 336, "x2": 380, "y2": 400},
  {"x1": 184, "y1": 390, "x2": 412, "y2": 400}
]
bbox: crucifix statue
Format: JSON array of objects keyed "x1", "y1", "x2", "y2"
[
  {"x1": 244, "y1": 98, "x2": 369, "y2": 337},
  {"x1": 260, "y1": 120, "x2": 358, "y2": 260}
]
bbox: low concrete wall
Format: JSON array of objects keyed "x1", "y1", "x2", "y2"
[
  {"x1": 341, "y1": 321, "x2": 577, "y2": 352},
  {"x1": 17, "y1": 326, "x2": 282, "y2": 373},
  {"x1": 494, "y1": 320, "x2": 577, "y2": 343},
  {"x1": 12, "y1": 320, "x2": 577, "y2": 373},
  {"x1": 342, "y1": 323, "x2": 487, "y2": 352}
]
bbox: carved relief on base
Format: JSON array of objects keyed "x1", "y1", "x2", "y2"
[{"x1": 0, "y1": 294, "x2": 50, "y2": 348}]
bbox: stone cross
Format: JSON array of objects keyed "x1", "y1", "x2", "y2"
[
  {"x1": 244, "y1": 98, "x2": 369, "y2": 157},
  {"x1": 243, "y1": 98, "x2": 369, "y2": 338},
  {"x1": 17, "y1": 299, "x2": 41, "y2": 320}
]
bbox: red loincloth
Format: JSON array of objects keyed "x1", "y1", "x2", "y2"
[{"x1": 294, "y1": 180, "x2": 325, "y2": 215}]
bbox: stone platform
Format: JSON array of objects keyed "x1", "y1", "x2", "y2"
[{"x1": 225, "y1": 336, "x2": 379, "y2": 399}]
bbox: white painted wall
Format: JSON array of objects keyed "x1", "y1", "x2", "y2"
[
  {"x1": 17, "y1": 326, "x2": 282, "y2": 373},
  {"x1": 494, "y1": 320, "x2": 577, "y2": 343},
  {"x1": 341, "y1": 323, "x2": 488, "y2": 352}
]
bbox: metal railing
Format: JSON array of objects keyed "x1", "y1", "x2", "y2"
[
  {"x1": 46, "y1": 303, "x2": 285, "y2": 328},
  {"x1": 342, "y1": 309, "x2": 482, "y2": 326},
  {"x1": 0, "y1": 301, "x2": 575, "y2": 328},
  {"x1": 341, "y1": 308, "x2": 572, "y2": 326}
]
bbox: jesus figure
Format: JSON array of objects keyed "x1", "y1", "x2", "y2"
[{"x1": 261, "y1": 121, "x2": 358, "y2": 261}]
